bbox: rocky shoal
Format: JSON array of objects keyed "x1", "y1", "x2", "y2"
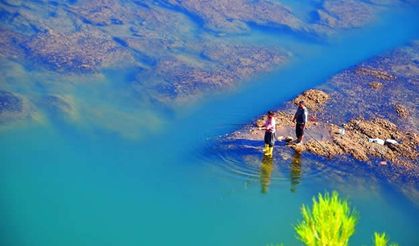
[{"x1": 222, "y1": 41, "x2": 419, "y2": 184}]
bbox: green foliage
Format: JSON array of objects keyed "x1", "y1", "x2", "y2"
[
  {"x1": 373, "y1": 232, "x2": 398, "y2": 246},
  {"x1": 374, "y1": 232, "x2": 388, "y2": 246},
  {"x1": 294, "y1": 191, "x2": 357, "y2": 246}
]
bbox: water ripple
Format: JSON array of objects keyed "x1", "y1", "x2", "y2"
[{"x1": 200, "y1": 142, "x2": 342, "y2": 187}]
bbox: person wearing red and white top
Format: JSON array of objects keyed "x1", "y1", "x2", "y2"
[{"x1": 262, "y1": 111, "x2": 276, "y2": 157}]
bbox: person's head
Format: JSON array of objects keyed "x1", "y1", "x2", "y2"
[
  {"x1": 298, "y1": 101, "x2": 305, "y2": 108},
  {"x1": 267, "y1": 111, "x2": 274, "y2": 118}
]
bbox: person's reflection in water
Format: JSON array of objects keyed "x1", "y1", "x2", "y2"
[
  {"x1": 290, "y1": 151, "x2": 302, "y2": 193},
  {"x1": 260, "y1": 155, "x2": 274, "y2": 194}
]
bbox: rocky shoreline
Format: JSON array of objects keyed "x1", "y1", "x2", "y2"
[{"x1": 221, "y1": 42, "x2": 419, "y2": 184}]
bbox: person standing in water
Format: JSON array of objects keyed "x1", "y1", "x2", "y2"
[
  {"x1": 292, "y1": 101, "x2": 308, "y2": 144},
  {"x1": 262, "y1": 111, "x2": 276, "y2": 157}
]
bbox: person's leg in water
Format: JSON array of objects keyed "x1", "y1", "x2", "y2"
[
  {"x1": 295, "y1": 123, "x2": 305, "y2": 144},
  {"x1": 264, "y1": 131, "x2": 275, "y2": 156},
  {"x1": 263, "y1": 143, "x2": 269, "y2": 153},
  {"x1": 263, "y1": 130, "x2": 270, "y2": 153}
]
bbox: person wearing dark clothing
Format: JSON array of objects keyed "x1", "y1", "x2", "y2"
[{"x1": 292, "y1": 101, "x2": 308, "y2": 144}]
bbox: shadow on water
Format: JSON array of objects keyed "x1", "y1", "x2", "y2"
[
  {"x1": 290, "y1": 151, "x2": 302, "y2": 193},
  {"x1": 260, "y1": 155, "x2": 274, "y2": 194},
  {"x1": 201, "y1": 137, "x2": 335, "y2": 192}
]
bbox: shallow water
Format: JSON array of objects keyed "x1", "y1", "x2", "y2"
[{"x1": 1, "y1": 2, "x2": 419, "y2": 246}]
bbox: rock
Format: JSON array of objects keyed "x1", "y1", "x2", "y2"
[
  {"x1": 151, "y1": 43, "x2": 287, "y2": 101},
  {"x1": 0, "y1": 29, "x2": 26, "y2": 59},
  {"x1": 24, "y1": 29, "x2": 135, "y2": 72},
  {"x1": 293, "y1": 89, "x2": 330, "y2": 111},
  {"x1": 1, "y1": 0, "x2": 407, "y2": 107},
  {"x1": 290, "y1": 143, "x2": 305, "y2": 153},
  {"x1": 393, "y1": 103, "x2": 410, "y2": 118},
  {"x1": 369, "y1": 81, "x2": 383, "y2": 89},
  {"x1": 303, "y1": 117, "x2": 418, "y2": 173},
  {"x1": 69, "y1": 0, "x2": 129, "y2": 26},
  {"x1": 0, "y1": 90, "x2": 23, "y2": 113},
  {"x1": 163, "y1": 0, "x2": 306, "y2": 33},
  {"x1": 356, "y1": 67, "x2": 396, "y2": 81},
  {"x1": 201, "y1": 43, "x2": 287, "y2": 78},
  {"x1": 222, "y1": 42, "x2": 419, "y2": 183},
  {"x1": 39, "y1": 95, "x2": 75, "y2": 117},
  {"x1": 304, "y1": 139, "x2": 344, "y2": 157},
  {"x1": 317, "y1": 0, "x2": 376, "y2": 29}
]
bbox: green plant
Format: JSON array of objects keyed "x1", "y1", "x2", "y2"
[
  {"x1": 294, "y1": 191, "x2": 357, "y2": 246},
  {"x1": 374, "y1": 232, "x2": 388, "y2": 246},
  {"x1": 373, "y1": 232, "x2": 398, "y2": 246}
]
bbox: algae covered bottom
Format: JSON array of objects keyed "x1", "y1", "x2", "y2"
[{"x1": 1, "y1": 0, "x2": 419, "y2": 245}]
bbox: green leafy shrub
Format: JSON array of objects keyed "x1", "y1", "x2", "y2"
[
  {"x1": 373, "y1": 232, "x2": 398, "y2": 246},
  {"x1": 294, "y1": 191, "x2": 357, "y2": 246}
]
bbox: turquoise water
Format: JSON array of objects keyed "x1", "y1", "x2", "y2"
[{"x1": 1, "y1": 4, "x2": 419, "y2": 246}]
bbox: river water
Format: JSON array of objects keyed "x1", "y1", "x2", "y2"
[{"x1": 1, "y1": 3, "x2": 419, "y2": 246}]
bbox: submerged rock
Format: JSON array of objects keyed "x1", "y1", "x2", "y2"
[
  {"x1": 0, "y1": 90, "x2": 22, "y2": 113},
  {"x1": 162, "y1": 0, "x2": 306, "y2": 33},
  {"x1": 0, "y1": 29, "x2": 26, "y2": 59},
  {"x1": 23, "y1": 29, "x2": 135, "y2": 72},
  {"x1": 0, "y1": 90, "x2": 30, "y2": 123},
  {"x1": 1, "y1": 0, "x2": 412, "y2": 106},
  {"x1": 150, "y1": 43, "x2": 287, "y2": 102},
  {"x1": 39, "y1": 95, "x2": 75, "y2": 117},
  {"x1": 356, "y1": 67, "x2": 396, "y2": 81},
  {"x1": 316, "y1": 0, "x2": 377, "y2": 29}
]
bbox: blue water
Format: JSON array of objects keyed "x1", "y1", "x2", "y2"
[{"x1": 1, "y1": 3, "x2": 419, "y2": 246}]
